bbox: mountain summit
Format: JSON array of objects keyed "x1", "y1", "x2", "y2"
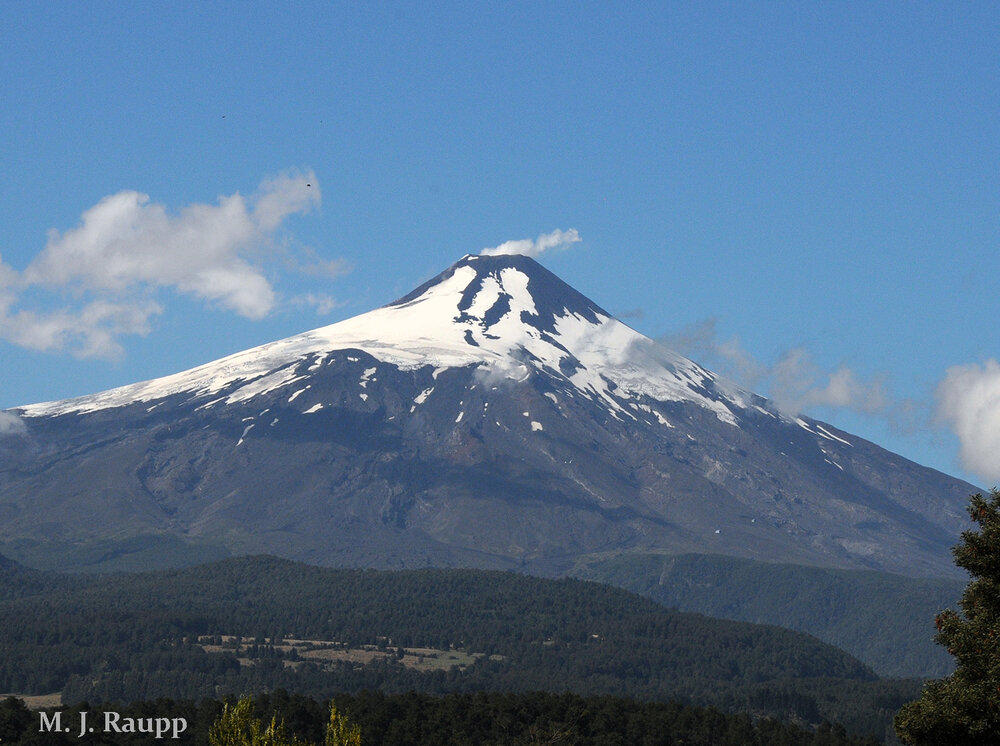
[
  {"x1": 19, "y1": 254, "x2": 746, "y2": 425},
  {"x1": 1, "y1": 254, "x2": 977, "y2": 576}
]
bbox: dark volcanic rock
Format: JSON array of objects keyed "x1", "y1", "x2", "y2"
[{"x1": 0, "y1": 255, "x2": 978, "y2": 575}]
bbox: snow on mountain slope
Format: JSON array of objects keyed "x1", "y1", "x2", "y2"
[
  {"x1": 16, "y1": 254, "x2": 756, "y2": 425},
  {"x1": 1, "y1": 252, "x2": 980, "y2": 581}
]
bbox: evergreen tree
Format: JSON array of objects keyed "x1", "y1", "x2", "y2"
[
  {"x1": 0, "y1": 696, "x2": 33, "y2": 744},
  {"x1": 895, "y1": 489, "x2": 1000, "y2": 744}
]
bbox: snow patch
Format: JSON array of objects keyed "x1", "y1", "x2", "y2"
[
  {"x1": 466, "y1": 275, "x2": 503, "y2": 321},
  {"x1": 225, "y1": 369, "x2": 306, "y2": 405},
  {"x1": 236, "y1": 423, "x2": 254, "y2": 446},
  {"x1": 816, "y1": 424, "x2": 852, "y2": 446},
  {"x1": 531, "y1": 421, "x2": 543, "y2": 431},
  {"x1": 303, "y1": 403, "x2": 324, "y2": 414},
  {"x1": 288, "y1": 386, "x2": 310, "y2": 403},
  {"x1": 636, "y1": 403, "x2": 672, "y2": 427},
  {"x1": 499, "y1": 267, "x2": 537, "y2": 316},
  {"x1": 308, "y1": 353, "x2": 330, "y2": 371},
  {"x1": 795, "y1": 418, "x2": 851, "y2": 446},
  {"x1": 653, "y1": 411, "x2": 673, "y2": 427},
  {"x1": 17, "y1": 257, "x2": 754, "y2": 427}
]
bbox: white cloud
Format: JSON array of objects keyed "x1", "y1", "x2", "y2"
[
  {"x1": 661, "y1": 319, "x2": 888, "y2": 417},
  {"x1": 22, "y1": 172, "x2": 318, "y2": 315},
  {"x1": 482, "y1": 228, "x2": 581, "y2": 257},
  {"x1": 251, "y1": 172, "x2": 319, "y2": 233},
  {"x1": 286, "y1": 247, "x2": 351, "y2": 279},
  {"x1": 662, "y1": 319, "x2": 766, "y2": 388},
  {"x1": 1, "y1": 299, "x2": 161, "y2": 360},
  {"x1": 293, "y1": 293, "x2": 341, "y2": 315},
  {"x1": 0, "y1": 411, "x2": 27, "y2": 436},
  {"x1": 936, "y1": 360, "x2": 1000, "y2": 483},
  {"x1": 474, "y1": 358, "x2": 530, "y2": 387},
  {"x1": 0, "y1": 171, "x2": 328, "y2": 358},
  {"x1": 770, "y1": 348, "x2": 888, "y2": 415}
]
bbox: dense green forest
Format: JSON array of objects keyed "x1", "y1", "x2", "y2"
[
  {"x1": 1, "y1": 690, "x2": 885, "y2": 745},
  {"x1": 573, "y1": 552, "x2": 963, "y2": 678},
  {"x1": 0, "y1": 555, "x2": 917, "y2": 740}
]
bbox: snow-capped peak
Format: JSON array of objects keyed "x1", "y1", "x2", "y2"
[{"x1": 16, "y1": 253, "x2": 752, "y2": 422}]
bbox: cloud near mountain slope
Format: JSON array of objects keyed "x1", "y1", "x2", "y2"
[{"x1": 0, "y1": 171, "x2": 321, "y2": 358}]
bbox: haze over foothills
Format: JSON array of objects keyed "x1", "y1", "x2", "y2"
[{"x1": 1, "y1": 3, "x2": 997, "y2": 487}]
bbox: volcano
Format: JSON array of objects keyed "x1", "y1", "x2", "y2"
[{"x1": 0, "y1": 254, "x2": 977, "y2": 576}]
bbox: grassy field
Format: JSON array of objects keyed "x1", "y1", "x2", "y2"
[
  {"x1": 0, "y1": 692, "x2": 62, "y2": 709},
  {"x1": 197, "y1": 634, "x2": 496, "y2": 673}
]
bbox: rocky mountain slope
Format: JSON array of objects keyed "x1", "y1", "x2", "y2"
[{"x1": 0, "y1": 254, "x2": 978, "y2": 576}]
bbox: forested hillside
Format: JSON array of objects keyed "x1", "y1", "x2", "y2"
[
  {"x1": 0, "y1": 555, "x2": 916, "y2": 739},
  {"x1": 574, "y1": 552, "x2": 963, "y2": 678}
]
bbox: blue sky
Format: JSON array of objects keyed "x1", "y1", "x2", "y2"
[{"x1": 1, "y1": 2, "x2": 997, "y2": 485}]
